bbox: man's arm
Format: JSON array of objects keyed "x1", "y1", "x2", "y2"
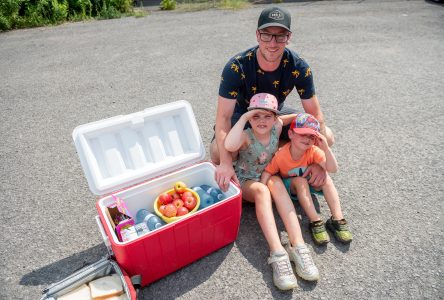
[{"x1": 213, "y1": 96, "x2": 237, "y2": 191}]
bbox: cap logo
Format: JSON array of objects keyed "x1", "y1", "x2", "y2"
[{"x1": 269, "y1": 10, "x2": 284, "y2": 21}]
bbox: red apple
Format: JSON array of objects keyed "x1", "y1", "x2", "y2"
[
  {"x1": 173, "y1": 199, "x2": 184, "y2": 208},
  {"x1": 184, "y1": 196, "x2": 197, "y2": 210},
  {"x1": 159, "y1": 205, "x2": 167, "y2": 216},
  {"x1": 172, "y1": 193, "x2": 181, "y2": 200},
  {"x1": 181, "y1": 191, "x2": 193, "y2": 201},
  {"x1": 174, "y1": 181, "x2": 187, "y2": 194},
  {"x1": 158, "y1": 193, "x2": 173, "y2": 205},
  {"x1": 164, "y1": 204, "x2": 177, "y2": 217},
  {"x1": 176, "y1": 206, "x2": 189, "y2": 216}
]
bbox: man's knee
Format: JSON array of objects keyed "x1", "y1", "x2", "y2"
[
  {"x1": 323, "y1": 174, "x2": 334, "y2": 187},
  {"x1": 325, "y1": 126, "x2": 335, "y2": 147}
]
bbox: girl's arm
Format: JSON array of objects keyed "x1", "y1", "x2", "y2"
[
  {"x1": 274, "y1": 116, "x2": 284, "y2": 137},
  {"x1": 225, "y1": 110, "x2": 255, "y2": 152},
  {"x1": 279, "y1": 114, "x2": 298, "y2": 126},
  {"x1": 260, "y1": 171, "x2": 272, "y2": 185},
  {"x1": 275, "y1": 114, "x2": 297, "y2": 137},
  {"x1": 317, "y1": 133, "x2": 338, "y2": 173}
]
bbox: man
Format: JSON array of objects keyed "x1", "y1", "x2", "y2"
[{"x1": 211, "y1": 6, "x2": 333, "y2": 192}]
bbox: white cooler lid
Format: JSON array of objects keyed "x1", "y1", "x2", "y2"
[{"x1": 72, "y1": 100, "x2": 205, "y2": 196}]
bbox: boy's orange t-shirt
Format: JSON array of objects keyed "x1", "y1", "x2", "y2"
[{"x1": 265, "y1": 143, "x2": 326, "y2": 178}]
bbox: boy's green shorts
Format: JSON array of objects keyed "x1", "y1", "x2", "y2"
[{"x1": 282, "y1": 177, "x2": 324, "y2": 201}]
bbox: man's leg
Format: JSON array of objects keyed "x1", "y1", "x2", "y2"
[{"x1": 210, "y1": 138, "x2": 220, "y2": 164}]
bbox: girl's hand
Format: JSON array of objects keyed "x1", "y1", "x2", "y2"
[
  {"x1": 242, "y1": 110, "x2": 257, "y2": 122},
  {"x1": 316, "y1": 133, "x2": 329, "y2": 151}
]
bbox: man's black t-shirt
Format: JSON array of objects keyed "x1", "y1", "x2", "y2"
[{"x1": 219, "y1": 46, "x2": 316, "y2": 119}]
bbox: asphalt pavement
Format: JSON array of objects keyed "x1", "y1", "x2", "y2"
[{"x1": 1, "y1": 0, "x2": 443, "y2": 299}]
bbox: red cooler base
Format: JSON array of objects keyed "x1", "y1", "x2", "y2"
[{"x1": 97, "y1": 161, "x2": 242, "y2": 286}]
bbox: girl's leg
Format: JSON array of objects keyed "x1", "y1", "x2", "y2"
[
  {"x1": 242, "y1": 181, "x2": 284, "y2": 253},
  {"x1": 291, "y1": 177, "x2": 320, "y2": 222},
  {"x1": 268, "y1": 176, "x2": 320, "y2": 281},
  {"x1": 243, "y1": 180, "x2": 298, "y2": 290},
  {"x1": 267, "y1": 176, "x2": 304, "y2": 247},
  {"x1": 321, "y1": 175, "x2": 344, "y2": 220}
]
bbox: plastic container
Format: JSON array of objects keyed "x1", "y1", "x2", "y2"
[{"x1": 153, "y1": 188, "x2": 200, "y2": 223}]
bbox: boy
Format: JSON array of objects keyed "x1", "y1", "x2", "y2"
[{"x1": 261, "y1": 113, "x2": 352, "y2": 245}]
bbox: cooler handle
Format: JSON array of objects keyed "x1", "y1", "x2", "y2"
[
  {"x1": 95, "y1": 215, "x2": 114, "y2": 257},
  {"x1": 131, "y1": 275, "x2": 142, "y2": 299}
]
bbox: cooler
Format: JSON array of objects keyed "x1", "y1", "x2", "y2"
[{"x1": 72, "y1": 100, "x2": 242, "y2": 287}]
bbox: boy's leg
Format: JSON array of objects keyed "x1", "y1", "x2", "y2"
[
  {"x1": 267, "y1": 176, "x2": 319, "y2": 281},
  {"x1": 321, "y1": 175, "x2": 343, "y2": 220},
  {"x1": 322, "y1": 176, "x2": 353, "y2": 243},
  {"x1": 292, "y1": 177, "x2": 329, "y2": 246},
  {"x1": 242, "y1": 180, "x2": 298, "y2": 290},
  {"x1": 291, "y1": 177, "x2": 320, "y2": 222}
]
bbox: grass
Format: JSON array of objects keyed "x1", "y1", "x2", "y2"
[
  {"x1": 132, "y1": 8, "x2": 150, "y2": 17},
  {"x1": 0, "y1": 0, "x2": 250, "y2": 31},
  {"x1": 175, "y1": 0, "x2": 250, "y2": 12}
]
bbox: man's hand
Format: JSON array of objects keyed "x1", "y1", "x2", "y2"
[
  {"x1": 302, "y1": 164, "x2": 326, "y2": 188},
  {"x1": 215, "y1": 162, "x2": 239, "y2": 192}
]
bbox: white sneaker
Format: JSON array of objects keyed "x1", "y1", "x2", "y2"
[
  {"x1": 285, "y1": 244, "x2": 319, "y2": 281},
  {"x1": 267, "y1": 250, "x2": 298, "y2": 290}
]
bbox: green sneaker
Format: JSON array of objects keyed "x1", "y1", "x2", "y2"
[
  {"x1": 309, "y1": 220, "x2": 330, "y2": 245},
  {"x1": 326, "y1": 217, "x2": 353, "y2": 243}
]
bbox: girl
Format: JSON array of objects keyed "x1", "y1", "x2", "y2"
[{"x1": 225, "y1": 93, "x2": 319, "y2": 291}]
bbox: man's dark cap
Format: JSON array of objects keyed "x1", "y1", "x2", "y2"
[{"x1": 257, "y1": 6, "x2": 291, "y2": 32}]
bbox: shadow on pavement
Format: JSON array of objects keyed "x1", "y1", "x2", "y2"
[
  {"x1": 20, "y1": 243, "x2": 107, "y2": 287},
  {"x1": 22, "y1": 241, "x2": 232, "y2": 298},
  {"x1": 138, "y1": 243, "x2": 232, "y2": 298},
  {"x1": 425, "y1": 0, "x2": 444, "y2": 6}
]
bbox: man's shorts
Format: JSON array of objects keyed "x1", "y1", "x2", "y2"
[
  {"x1": 211, "y1": 106, "x2": 299, "y2": 142},
  {"x1": 283, "y1": 177, "x2": 324, "y2": 201}
]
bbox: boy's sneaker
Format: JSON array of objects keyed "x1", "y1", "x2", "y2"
[
  {"x1": 285, "y1": 243, "x2": 319, "y2": 281},
  {"x1": 267, "y1": 250, "x2": 298, "y2": 290},
  {"x1": 326, "y1": 217, "x2": 353, "y2": 243},
  {"x1": 309, "y1": 220, "x2": 330, "y2": 245}
]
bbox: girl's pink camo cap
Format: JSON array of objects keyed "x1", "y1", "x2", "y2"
[{"x1": 247, "y1": 93, "x2": 279, "y2": 114}]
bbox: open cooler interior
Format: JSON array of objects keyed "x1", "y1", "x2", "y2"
[
  {"x1": 73, "y1": 100, "x2": 205, "y2": 196},
  {"x1": 98, "y1": 161, "x2": 240, "y2": 245},
  {"x1": 41, "y1": 258, "x2": 131, "y2": 300}
]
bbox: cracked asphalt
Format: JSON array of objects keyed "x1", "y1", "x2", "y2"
[{"x1": 0, "y1": 0, "x2": 443, "y2": 299}]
